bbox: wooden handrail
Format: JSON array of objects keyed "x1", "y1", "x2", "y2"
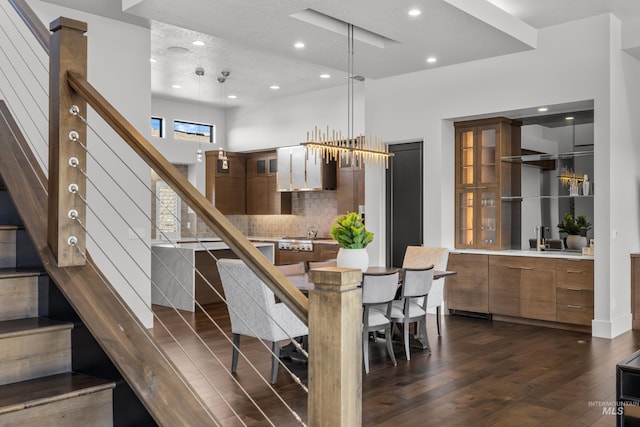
[
  {"x1": 65, "y1": 71, "x2": 310, "y2": 323},
  {"x1": 8, "y1": 0, "x2": 50, "y2": 54},
  {"x1": 0, "y1": 100, "x2": 220, "y2": 426}
]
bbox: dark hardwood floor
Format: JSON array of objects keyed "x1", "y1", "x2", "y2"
[{"x1": 152, "y1": 304, "x2": 640, "y2": 426}]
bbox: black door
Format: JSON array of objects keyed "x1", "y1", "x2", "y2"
[{"x1": 386, "y1": 142, "x2": 424, "y2": 267}]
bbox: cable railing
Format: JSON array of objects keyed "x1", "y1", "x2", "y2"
[{"x1": 2, "y1": 2, "x2": 362, "y2": 425}]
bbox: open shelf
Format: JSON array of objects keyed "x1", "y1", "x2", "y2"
[{"x1": 501, "y1": 150, "x2": 594, "y2": 163}]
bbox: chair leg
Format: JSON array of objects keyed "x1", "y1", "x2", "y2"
[
  {"x1": 363, "y1": 329, "x2": 370, "y2": 374},
  {"x1": 419, "y1": 318, "x2": 430, "y2": 351},
  {"x1": 271, "y1": 341, "x2": 280, "y2": 384},
  {"x1": 403, "y1": 319, "x2": 411, "y2": 361},
  {"x1": 385, "y1": 325, "x2": 397, "y2": 367},
  {"x1": 436, "y1": 305, "x2": 442, "y2": 336},
  {"x1": 231, "y1": 333, "x2": 240, "y2": 373}
]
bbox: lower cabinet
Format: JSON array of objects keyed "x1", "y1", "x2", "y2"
[
  {"x1": 489, "y1": 256, "x2": 556, "y2": 322},
  {"x1": 446, "y1": 253, "x2": 489, "y2": 313},
  {"x1": 448, "y1": 252, "x2": 594, "y2": 327},
  {"x1": 555, "y1": 258, "x2": 594, "y2": 326}
]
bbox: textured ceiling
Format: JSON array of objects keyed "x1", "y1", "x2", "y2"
[{"x1": 41, "y1": 0, "x2": 640, "y2": 108}]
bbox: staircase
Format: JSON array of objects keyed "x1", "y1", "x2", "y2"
[{"x1": 0, "y1": 175, "x2": 116, "y2": 426}]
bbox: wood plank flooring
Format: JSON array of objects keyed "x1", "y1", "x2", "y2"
[{"x1": 152, "y1": 303, "x2": 640, "y2": 426}]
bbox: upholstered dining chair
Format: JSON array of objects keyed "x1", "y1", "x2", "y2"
[
  {"x1": 402, "y1": 246, "x2": 450, "y2": 335},
  {"x1": 389, "y1": 265, "x2": 435, "y2": 361},
  {"x1": 217, "y1": 258, "x2": 308, "y2": 384},
  {"x1": 361, "y1": 270, "x2": 399, "y2": 374}
]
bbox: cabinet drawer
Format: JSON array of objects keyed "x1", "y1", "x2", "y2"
[
  {"x1": 556, "y1": 288, "x2": 593, "y2": 308},
  {"x1": 557, "y1": 259, "x2": 594, "y2": 290},
  {"x1": 556, "y1": 302, "x2": 593, "y2": 326},
  {"x1": 316, "y1": 243, "x2": 339, "y2": 260}
]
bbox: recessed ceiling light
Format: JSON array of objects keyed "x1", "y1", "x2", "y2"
[
  {"x1": 408, "y1": 9, "x2": 421, "y2": 16},
  {"x1": 192, "y1": 40, "x2": 205, "y2": 46},
  {"x1": 171, "y1": 84, "x2": 181, "y2": 89},
  {"x1": 228, "y1": 95, "x2": 237, "y2": 99},
  {"x1": 320, "y1": 74, "x2": 331, "y2": 79},
  {"x1": 294, "y1": 42, "x2": 305, "y2": 49},
  {"x1": 538, "y1": 107, "x2": 548, "y2": 112},
  {"x1": 426, "y1": 57, "x2": 437, "y2": 63},
  {"x1": 270, "y1": 85, "x2": 280, "y2": 90},
  {"x1": 150, "y1": 57, "x2": 157, "y2": 63},
  {"x1": 565, "y1": 116, "x2": 574, "y2": 120}
]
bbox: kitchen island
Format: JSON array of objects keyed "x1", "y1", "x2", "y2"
[{"x1": 151, "y1": 241, "x2": 274, "y2": 311}]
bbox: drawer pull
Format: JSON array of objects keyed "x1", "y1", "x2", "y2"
[
  {"x1": 567, "y1": 287, "x2": 584, "y2": 292},
  {"x1": 566, "y1": 270, "x2": 583, "y2": 274},
  {"x1": 508, "y1": 266, "x2": 534, "y2": 270},
  {"x1": 566, "y1": 304, "x2": 582, "y2": 309}
]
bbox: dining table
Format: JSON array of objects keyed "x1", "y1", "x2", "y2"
[{"x1": 285, "y1": 266, "x2": 456, "y2": 292}]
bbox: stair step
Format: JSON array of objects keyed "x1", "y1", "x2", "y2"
[
  {"x1": 0, "y1": 372, "x2": 115, "y2": 426},
  {"x1": 0, "y1": 269, "x2": 43, "y2": 321},
  {"x1": 0, "y1": 318, "x2": 72, "y2": 386}
]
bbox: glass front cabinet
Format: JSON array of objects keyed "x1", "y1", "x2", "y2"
[{"x1": 454, "y1": 118, "x2": 522, "y2": 250}]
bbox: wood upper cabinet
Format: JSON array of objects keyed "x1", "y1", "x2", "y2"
[
  {"x1": 489, "y1": 256, "x2": 556, "y2": 321},
  {"x1": 446, "y1": 253, "x2": 489, "y2": 313},
  {"x1": 556, "y1": 258, "x2": 593, "y2": 326},
  {"x1": 337, "y1": 163, "x2": 364, "y2": 215},
  {"x1": 205, "y1": 151, "x2": 246, "y2": 214},
  {"x1": 246, "y1": 151, "x2": 291, "y2": 215},
  {"x1": 454, "y1": 118, "x2": 521, "y2": 250}
]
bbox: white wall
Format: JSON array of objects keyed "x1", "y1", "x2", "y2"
[
  {"x1": 31, "y1": 1, "x2": 154, "y2": 327},
  {"x1": 151, "y1": 96, "x2": 226, "y2": 194},
  {"x1": 225, "y1": 14, "x2": 640, "y2": 338}
]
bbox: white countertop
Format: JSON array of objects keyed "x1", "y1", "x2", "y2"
[
  {"x1": 153, "y1": 241, "x2": 273, "y2": 251},
  {"x1": 451, "y1": 248, "x2": 593, "y2": 260}
]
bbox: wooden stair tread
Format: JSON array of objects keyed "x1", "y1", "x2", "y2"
[
  {"x1": 0, "y1": 372, "x2": 115, "y2": 415},
  {"x1": 0, "y1": 225, "x2": 20, "y2": 230},
  {"x1": 0, "y1": 317, "x2": 73, "y2": 339},
  {"x1": 0, "y1": 268, "x2": 45, "y2": 279}
]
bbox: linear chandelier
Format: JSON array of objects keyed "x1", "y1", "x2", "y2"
[{"x1": 302, "y1": 24, "x2": 393, "y2": 168}]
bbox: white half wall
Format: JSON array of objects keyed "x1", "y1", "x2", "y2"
[{"x1": 32, "y1": 1, "x2": 154, "y2": 327}]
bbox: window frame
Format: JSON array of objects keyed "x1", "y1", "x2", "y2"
[
  {"x1": 173, "y1": 119, "x2": 215, "y2": 144},
  {"x1": 151, "y1": 116, "x2": 164, "y2": 138}
]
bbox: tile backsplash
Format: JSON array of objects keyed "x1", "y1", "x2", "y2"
[
  {"x1": 227, "y1": 191, "x2": 337, "y2": 238},
  {"x1": 151, "y1": 165, "x2": 338, "y2": 240}
]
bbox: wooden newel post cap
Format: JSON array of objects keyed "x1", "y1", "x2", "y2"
[
  {"x1": 308, "y1": 267, "x2": 362, "y2": 291},
  {"x1": 50, "y1": 17, "x2": 88, "y2": 33}
]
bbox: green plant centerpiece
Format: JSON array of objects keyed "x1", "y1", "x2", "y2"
[
  {"x1": 330, "y1": 212, "x2": 373, "y2": 248},
  {"x1": 557, "y1": 214, "x2": 592, "y2": 250},
  {"x1": 557, "y1": 214, "x2": 592, "y2": 236},
  {"x1": 330, "y1": 212, "x2": 373, "y2": 271}
]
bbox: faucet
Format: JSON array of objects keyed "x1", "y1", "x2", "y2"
[{"x1": 307, "y1": 226, "x2": 318, "y2": 239}]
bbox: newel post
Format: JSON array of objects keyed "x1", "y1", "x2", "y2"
[
  {"x1": 308, "y1": 267, "x2": 362, "y2": 426},
  {"x1": 48, "y1": 17, "x2": 87, "y2": 266}
]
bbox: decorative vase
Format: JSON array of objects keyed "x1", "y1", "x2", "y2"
[
  {"x1": 336, "y1": 248, "x2": 369, "y2": 272},
  {"x1": 566, "y1": 235, "x2": 587, "y2": 250}
]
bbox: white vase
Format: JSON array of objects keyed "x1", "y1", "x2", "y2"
[
  {"x1": 566, "y1": 235, "x2": 587, "y2": 250},
  {"x1": 336, "y1": 248, "x2": 369, "y2": 272}
]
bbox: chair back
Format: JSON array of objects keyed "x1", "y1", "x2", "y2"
[
  {"x1": 402, "y1": 246, "x2": 449, "y2": 271},
  {"x1": 217, "y1": 258, "x2": 281, "y2": 340},
  {"x1": 362, "y1": 272, "x2": 399, "y2": 305},
  {"x1": 401, "y1": 266, "x2": 434, "y2": 298}
]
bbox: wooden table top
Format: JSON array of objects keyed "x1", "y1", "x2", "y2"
[{"x1": 286, "y1": 267, "x2": 456, "y2": 291}]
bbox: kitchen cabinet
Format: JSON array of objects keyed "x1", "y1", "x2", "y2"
[
  {"x1": 489, "y1": 255, "x2": 556, "y2": 321},
  {"x1": 446, "y1": 253, "x2": 489, "y2": 314},
  {"x1": 555, "y1": 258, "x2": 593, "y2": 326},
  {"x1": 276, "y1": 242, "x2": 339, "y2": 266},
  {"x1": 246, "y1": 151, "x2": 291, "y2": 215},
  {"x1": 276, "y1": 146, "x2": 336, "y2": 192},
  {"x1": 337, "y1": 162, "x2": 364, "y2": 215},
  {"x1": 205, "y1": 151, "x2": 246, "y2": 214},
  {"x1": 454, "y1": 118, "x2": 521, "y2": 250}
]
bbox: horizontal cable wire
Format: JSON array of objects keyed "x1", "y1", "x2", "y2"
[
  {"x1": 73, "y1": 109, "x2": 309, "y2": 365},
  {"x1": 66, "y1": 242, "x2": 221, "y2": 426},
  {"x1": 72, "y1": 177, "x2": 273, "y2": 427},
  {"x1": 0, "y1": 1, "x2": 48, "y2": 73},
  {"x1": 0, "y1": 9, "x2": 49, "y2": 174},
  {"x1": 70, "y1": 134, "x2": 305, "y2": 424}
]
